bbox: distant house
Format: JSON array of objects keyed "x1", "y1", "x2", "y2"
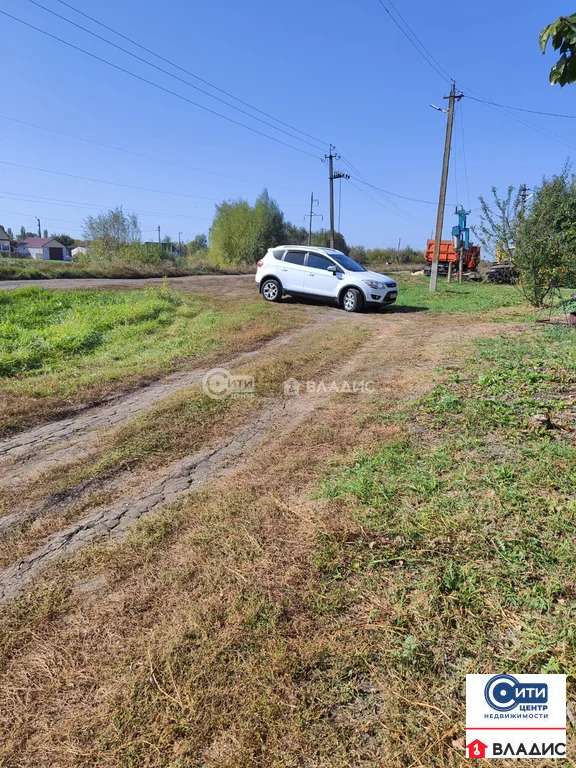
[
  {"x1": 0, "y1": 226, "x2": 11, "y2": 255},
  {"x1": 17, "y1": 237, "x2": 71, "y2": 261},
  {"x1": 71, "y1": 245, "x2": 88, "y2": 258}
]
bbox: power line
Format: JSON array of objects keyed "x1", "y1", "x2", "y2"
[
  {"x1": 0, "y1": 10, "x2": 322, "y2": 160},
  {"x1": 0, "y1": 192, "x2": 212, "y2": 220},
  {"x1": 466, "y1": 94, "x2": 576, "y2": 119},
  {"x1": 459, "y1": 100, "x2": 471, "y2": 208},
  {"x1": 0, "y1": 114, "x2": 252, "y2": 183},
  {"x1": 0, "y1": 159, "x2": 225, "y2": 201},
  {"x1": 376, "y1": 0, "x2": 452, "y2": 84},
  {"x1": 338, "y1": 154, "x2": 424, "y2": 222},
  {"x1": 25, "y1": 0, "x2": 325, "y2": 153},
  {"x1": 53, "y1": 0, "x2": 328, "y2": 147},
  {"x1": 469, "y1": 97, "x2": 576, "y2": 153}
]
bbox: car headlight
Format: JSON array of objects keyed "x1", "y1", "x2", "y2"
[{"x1": 362, "y1": 279, "x2": 385, "y2": 289}]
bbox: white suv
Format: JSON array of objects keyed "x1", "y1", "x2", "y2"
[{"x1": 255, "y1": 246, "x2": 397, "y2": 312}]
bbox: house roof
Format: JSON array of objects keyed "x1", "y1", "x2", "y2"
[
  {"x1": 0, "y1": 226, "x2": 10, "y2": 241},
  {"x1": 20, "y1": 237, "x2": 62, "y2": 247}
]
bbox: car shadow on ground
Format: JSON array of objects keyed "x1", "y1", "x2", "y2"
[{"x1": 279, "y1": 296, "x2": 427, "y2": 313}]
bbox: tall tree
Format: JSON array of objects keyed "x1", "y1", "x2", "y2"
[
  {"x1": 475, "y1": 186, "x2": 522, "y2": 261},
  {"x1": 187, "y1": 233, "x2": 208, "y2": 254},
  {"x1": 515, "y1": 166, "x2": 576, "y2": 306},
  {"x1": 251, "y1": 189, "x2": 285, "y2": 260},
  {"x1": 540, "y1": 14, "x2": 576, "y2": 85},
  {"x1": 209, "y1": 199, "x2": 253, "y2": 266},
  {"x1": 82, "y1": 207, "x2": 141, "y2": 254}
]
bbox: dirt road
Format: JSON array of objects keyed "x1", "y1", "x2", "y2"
[
  {"x1": 0, "y1": 273, "x2": 255, "y2": 294},
  {"x1": 0, "y1": 282, "x2": 507, "y2": 603}
]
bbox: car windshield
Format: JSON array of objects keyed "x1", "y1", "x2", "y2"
[{"x1": 330, "y1": 253, "x2": 366, "y2": 272}]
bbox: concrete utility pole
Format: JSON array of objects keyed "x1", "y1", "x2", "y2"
[
  {"x1": 429, "y1": 81, "x2": 462, "y2": 293},
  {"x1": 178, "y1": 232, "x2": 182, "y2": 254},
  {"x1": 305, "y1": 193, "x2": 322, "y2": 245},
  {"x1": 157, "y1": 225, "x2": 161, "y2": 246},
  {"x1": 324, "y1": 145, "x2": 349, "y2": 248},
  {"x1": 36, "y1": 217, "x2": 41, "y2": 238}
]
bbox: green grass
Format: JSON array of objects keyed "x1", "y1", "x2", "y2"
[
  {"x1": 318, "y1": 324, "x2": 576, "y2": 763},
  {"x1": 0, "y1": 285, "x2": 305, "y2": 434},
  {"x1": 0, "y1": 258, "x2": 208, "y2": 280},
  {"x1": 393, "y1": 274, "x2": 529, "y2": 315}
]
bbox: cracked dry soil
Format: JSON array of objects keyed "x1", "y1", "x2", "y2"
[{"x1": 0, "y1": 284, "x2": 505, "y2": 601}]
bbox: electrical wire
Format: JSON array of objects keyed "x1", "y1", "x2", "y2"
[
  {"x1": 0, "y1": 192, "x2": 212, "y2": 220},
  {"x1": 376, "y1": 0, "x2": 452, "y2": 84},
  {"x1": 0, "y1": 159, "x2": 224, "y2": 201},
  {"x1": 52, "y1": 0, "x2": 328, "y2": 147},
  {"x1": 459, "y1": 100, "x2": 471, "y2": 208},
  {"x1": 0, "y1": 10, "x2": 322, "y2": 160},
  {"x1": 0, "y1": 114, "x2": 251, "y2": 183},
  {"x1": 466, "y1": 94, "x2": 576, "y2": 119},
  {"x1": 26, "y1": 0, "x2": 326, "y2": 153}
]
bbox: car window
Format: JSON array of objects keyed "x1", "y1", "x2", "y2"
[
  {"x1": 284, "y1": 251, "x2": 306, "y2": 265},
  {"x1": 307, "y1": 253, "x2": 335, "y2": 271},
  {"x1": 272, "y1": 249, "x2": 285, "y2": 260}
]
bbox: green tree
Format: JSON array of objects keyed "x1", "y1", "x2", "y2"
[
  {"x1": 284, "y1": 222, "x2": 308, "y2": 245},
  {"x1": 251, "y1": 189, "x2": 285, "y2": 260},
  {"x1": 515, "y1": 167, "x2": 576, "y2": 306},
  {"x1": 309, "y1": 229, "x2": 349, "y2": 254},
  {"x1": 82, "y1": 207, "x2": 141, "y2": 257},
  {"x1": 208, "y1": 190, "x2": 286, "y2": 266},
  {"x1": 209, "y1": 199, "x2": 253, "y2": 266},
  {"x1": 188, "y1": 233, "x2": 208, "y2": 254},
  {"x1": 540, "y1": 14, "x2": 576, "y2": 85},
  {"x1": 475, "y1": 186, "x2": 522, "y2": 261},
  {"x1": 50, "y1": 233, "x2": 75, "y2": 247}
]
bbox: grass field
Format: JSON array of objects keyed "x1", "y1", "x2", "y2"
[
  {"x1": 1, "y1": 305, "x2": 574, "y2": 766},
  {"x1": 0, "y1": 273, "x2": 575, "y2": 766},
  {"x1": 0, "y1": 284, "x2": 307, "y2": 435}
]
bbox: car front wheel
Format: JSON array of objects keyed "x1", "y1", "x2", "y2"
[
  {"x1": 341, "y1": 287, "x2": 363, "y2": 313},
  {"x1": 261, "y1": 278, "x2": 282, "y2": 302}
]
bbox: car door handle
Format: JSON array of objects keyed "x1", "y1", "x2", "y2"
[
  {"x1": 308, "y1": 272, "x2": 314, "y2": 276},
  {"x1": 281, "y1": 268, "x2": 288, "y2": 271}
]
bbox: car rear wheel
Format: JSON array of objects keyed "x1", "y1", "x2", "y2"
[
  {"x1": 261, "y1": 278, "x2": 282, "y2": 302},
  {"x1": 341, "y1": 287, "x2": 363, "y2": 313}
]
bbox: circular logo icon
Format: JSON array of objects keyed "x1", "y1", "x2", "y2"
[
  {"x1": 202, "y1": 368, "x2": 231, "y2": 399},
  {"x1": 484, "y1": 674, "x2": 520, "y2": 711}
]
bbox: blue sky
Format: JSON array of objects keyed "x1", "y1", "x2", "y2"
[{"x1": 1, "y1": 0, "x2": 574, "y2": 249}]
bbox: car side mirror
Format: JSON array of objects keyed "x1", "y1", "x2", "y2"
[{"x1": 327, "y1": 265, "x2": 338, "y2": 274}]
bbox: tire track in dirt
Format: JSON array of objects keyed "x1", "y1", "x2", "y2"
[
  {"x1": 0, "y1": 309, "x2": 333, "y2": 489},
  {"x1": 0, "y1": 330, "x2": 373, "y2": 601},
  {"x1": 0, "y1": 314, "x2": 514, "y2": 601}
]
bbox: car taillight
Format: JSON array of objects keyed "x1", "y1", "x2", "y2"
[{"x1": 257, "y1": 260, "x2": 263, "y2": 267}]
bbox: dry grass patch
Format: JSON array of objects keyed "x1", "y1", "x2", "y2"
[{"x1": 0, "y1": 322, "x2": 367, "y2": 570}]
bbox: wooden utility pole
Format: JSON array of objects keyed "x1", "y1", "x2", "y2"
[
  {"x1": 36, "y1": 217, "x2": 41, "y2": 238},
  {"x1": 429, "y1": 82, "x2": 462, "y2": 293}
]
